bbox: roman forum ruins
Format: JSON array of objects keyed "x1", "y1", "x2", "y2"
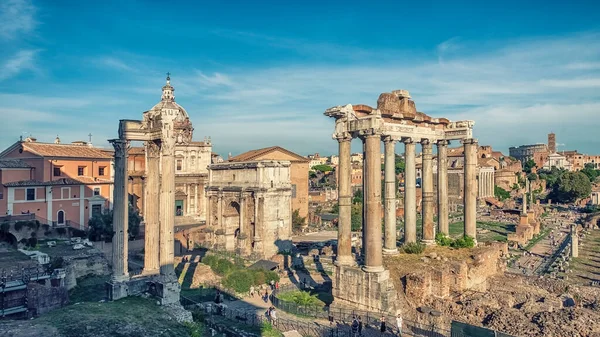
[
  {"x1": 106, "y1": 75, "x2": 191, "y2": 303},
  {"x1": 325, "y1": 90, "x2": 476, "y2": 312}
]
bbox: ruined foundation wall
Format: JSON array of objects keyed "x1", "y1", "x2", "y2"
[{"x1": 332, "y1": 265, "x2": 398, "y2": 313}]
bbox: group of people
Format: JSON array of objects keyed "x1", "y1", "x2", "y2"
[
  {"x1": 265, "y1": 306, "x2": 277, "y2": 325},
  {"x1": 350, "y1": 314, "x2": 403, "y2": 336}
]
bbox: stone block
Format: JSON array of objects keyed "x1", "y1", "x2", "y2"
[
  {"x1": 431, "y1": 266, "x2": 450, "y2": 298},
  {"x1": 449, "y1": 261, "x2": 468, "y2": 292},
  {"x1": 332, "y1": 265, "x2": 396, "y2": 313},
  {"x1": 106, "y1": 281, "x2": 129, "y2": 301},
  {"x1": 405, "y1": 270, "x2": 432, "y2": 304}
]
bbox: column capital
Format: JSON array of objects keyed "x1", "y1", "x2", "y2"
[
  {"x1": 462, "y1": 138, "x2": 478, "y2": 145},
  {"x1": 145, "y1": 140, "x2": 161, "y2": 158},
  {"x1": 402, "y1": 137, "x2": 416, "y2": 145},
  {"x1": 437, "y1": 139, "x2": 450, "y2": 146},
  {"x1": 357, "y1": 128, "x2": 381, "y2": 139},
  {"x1": 420, "y1": 138, "x2": 432, "y2": 146},
  {"x1": 334, "y1": 133, "x2": 353, "y2": 142},
  {"x1": 109, "y1": 139, "x2": 130, "y2": 157},
  {"x1": 382, "y1": 135, "x2": 399, "y2": 144}
]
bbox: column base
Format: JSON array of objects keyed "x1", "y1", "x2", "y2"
[
  {"x1": 362, "y1": 265, "x2": 385, "y2": 273},
  {"x1": 334, "y1": 255, "x2": 356, "y2": 266},
  {"x1": 106, "y1": 280, "x2": 129, "y2": 301},
  {"x1": 421, "y1": 239, "x2": 436, "y2": 246},
  {"x1": 142, "y1": 268, "x2": 160, "y2": 276},
  {"x1": 382, "y1": 248, "x2": 399, "y2": 255},
  {"x1": 111, "y1": 273, "x2": 130, "y2": 283}
]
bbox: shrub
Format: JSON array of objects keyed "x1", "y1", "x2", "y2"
[
  {"x1": 264, "y1": 270, "x2": 280, "y2": 284},
  {"x1": 213, "y1": 258, "x2": 234, "y2": 276},
  {"x1": 14, "y1": 221, "x2": 26, "y2": 231},
  {"x1": 56, "y1": 228, "x2": 66, "y2": 236},
  {"x1": 402, "y1": 242, "x2": 425, "y2": 254},
  {"x1": 28, "y1": 237, "x2": 37, "y2": 247},
  {"x1": 25, "y1": 220, "x2": 40, "y2": 231},
  {"x1": 250, "y1": 270, "x2": 266, "y2": 285},
  {"x1": 277, "y1": 290, "x2": 323, "y2": 307},
  {"x1": 451, "y1": 236, "x2": 476, "y2": 248},
  {"x1": 19, "y1": 238, "x2": 28, "y2": 245},
  {"x1": 43, "y1": 230, "x2": 52, "y2": 236},
  {"x1": 0, "y1": 222, "x2": 9, "y2": 233},
  {"x1": 202, "y1": 255, "x2": 218, "y2": 268},
  {"x1": 435, "y1": 233, "x2": 453, "y2": 246},
  {"x1": 42, "y1": 224, "x2": 50, "y2": 231},
  {"x1": 71, "y1": 229, "x2": 87, "y2": 238},
  {"x1": 223, "y1": 270, "x2": 254, "y2": 293}
]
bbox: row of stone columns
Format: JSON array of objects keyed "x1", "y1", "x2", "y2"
[
  {"x1": 479, "y1": 170, "x2": 494, "y2": 198},
  {"x1": 110, "y1": 137, "x2": 180, "y2": 282},
  {"x1": 335, "y1": 134, "x2": 478, "y2": 273}
]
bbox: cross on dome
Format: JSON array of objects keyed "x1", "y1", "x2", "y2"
[{"x1": 161, "y1": 72, "x2": 175, "y2": 102}]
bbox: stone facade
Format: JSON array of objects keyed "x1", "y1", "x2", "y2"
[
  {"x1": 509, "y1": 143, "x2": 548, "y2": 163},
  {"x1": 206, "y1": 160, "x2": 293, "y2": 258}
]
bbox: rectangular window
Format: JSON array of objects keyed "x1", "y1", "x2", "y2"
[
  {"x1": 53, "y1": 167, "x2": 61, "y2": 176},
  {"x1": 0, "y1": 189, "x2": 3, "y2": 200},
  {"x1": 91, "y1": 204, "x2": 102, "y2": 217},
  {"x1": 93, "y1": 187, "x2": 100, "y2": 196},
  {"x1": 176, "y1": 160, "x2": 182, "y2": 171},
  {"x1": 99, "y1": 166, "x2": 105, "y2": 176},
  {"x1": 292, "y1": 184, "x2": 297, "y2": 198},
  {"x1": 61, "y1": 187, "x2": 71, "y2": 199},
  {"x1": 78, "y1": 166, "x2": 85, "y2": 176},
  {"x1": 26, "y1": 188, "x2": 35, "y2": 201}
]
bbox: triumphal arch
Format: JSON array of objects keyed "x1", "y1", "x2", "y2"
[
  {"x1": 106, "y1": 75, "x2": 191, "y2": 304},
  {"x1": 325, "y1": 90, "x2": 477, "y2": 312}
]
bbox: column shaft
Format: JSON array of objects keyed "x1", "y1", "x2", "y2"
[
  {"x1": 404, "y1": 140, "x2": 417, "y2": 243},
  {"x1": 194, "y1": 184, "x2": 198, "y2": 215},
  {"x1": 362, "y1": 134, "x2": 384, "y2": 273},
  {"x1": 159, "y1": 138, "x2": 176, "y2": 276},
  {"x1": 421, "y1": 140, "x2": 435, "y2": 243},
  {"x1": 239, "y1": 194, "x2": 245, "y2": 234},
  {"x1": 110, "y1": 139, "x2": 129, "y2": 282},
  {"x1": 383, "y1": 137, "x2": 398, "y2": 254},
  {"x1": 336, "y1": 137, "x2": 353, "y2": 265},
  {"x1": 437, "y1": 140, "x2": 449, "y2": 235},
  {"x1": 463, "y1": 139, "x2": 478, "y2": 240},
  {"x1": 143, "y1": 141, "x2": 160, "y2": 274}
]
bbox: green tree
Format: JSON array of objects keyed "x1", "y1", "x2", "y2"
[
  {"x1": 352, "y1": 189, "x2": 363, "y2": 204},
  {"x1": 494, "y1": 186, "x2": 510, "y2": 201},
  {"x1": 292, "y1": 209, "x2": 306, "y2": 229},
  {"x1": 395, "y1": 155, "x2": 405, "y2": 174},
  {"x1": 88, "y1": 205, "x2": 142, "y2": 241},
  {"x1": 351, "y1": 204, "x2": 362, "y2": 231},
  {"x1": 527, "y1": 173, "x2": 538, "y2": 181},
  {"x1": 538, "y1": 166, "x2": 564, "y2": 187},
  {"x1": 523, "y1": 159, "x2": 536, "y2": 174},
  {"x1": 553, "y1": 171, "x2": 592, "y2": 203},
  {"x1": 312, "y1": 164, "x2": 333, "y2": 173},
  {"x1": 580, "y1": 164, "x2": 600, "y2": 182},
  {"x1": 330, "y1": 204, "x2": 339, "y2": 214}
]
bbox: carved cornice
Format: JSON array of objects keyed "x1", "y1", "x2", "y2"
[
  {"x1": 462, "y1": 138, "x2": 478, "y2": 145},
  {"x1": 357, "y1": 128, "x2": 381, "y2": 140},
  {"x1": 437, "y1": 139, "x2": 450, "y2": 146}
]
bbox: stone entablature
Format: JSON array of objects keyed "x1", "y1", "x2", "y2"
[{"x1": 206, "y1": 160, "x2": 293, "y2": 258}]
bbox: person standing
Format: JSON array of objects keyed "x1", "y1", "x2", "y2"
[
  {"x1": 351, "y1": 316, "x2": 359, "y2": 337},
  {"x1": 358, "y1": 316, "x2": 363, "y2": 336},
  {"x1": 396, "y1": 314, "x2": 403, "y2": 336},
  {"x1": 380, "y1": 316, "x2": 386, "y2": 336},
  {"x1": 270, "y1": 306, "x2": 277, "y2": 326}
]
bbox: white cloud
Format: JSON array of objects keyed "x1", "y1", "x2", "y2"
[
  {"x1": 97, "y1": 57, "x2": 135, "y2": 72},
  {"x1": 0, "y1": 50, "x2": 38, "y2": 81},
  {"x1": 0, "y1": 0, "x2": 37, "y2": 40}
]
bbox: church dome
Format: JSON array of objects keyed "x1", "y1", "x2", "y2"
[{"x1": 147, "y1": 74, "x2": 189, "y2": 121}]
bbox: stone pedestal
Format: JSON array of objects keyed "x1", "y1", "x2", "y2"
[
  {"x1": 332, "y1": 264, "x2": 397, "y2": 313},
  {"x1": 155, "y1": 276, "x2": 181, "y2": 305},
  {"x1": 106, "y1": 281, "x2": 129, "y2": 301}
]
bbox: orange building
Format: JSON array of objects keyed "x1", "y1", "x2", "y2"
[{"x1": 0, "y1": 137, "x2": 113, "y2": 229}]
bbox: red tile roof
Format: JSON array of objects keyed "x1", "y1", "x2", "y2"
[
  {"x1": 4, "y1": 177, "x2": 112, "y2": 187},
  {"x1": 21, "y1": 142, "x2": 113, "y2": 159},
  {"x1": 229, "y1": 146, "x2": 309, "y2": 163},
  {"x1": 0, "y1": 159, "x2": 31, "y2": 168}
]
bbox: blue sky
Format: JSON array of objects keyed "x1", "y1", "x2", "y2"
[{"x1": 1, "y1": 0, "x2": 600, "y2": 157}]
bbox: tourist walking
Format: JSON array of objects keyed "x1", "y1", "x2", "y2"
[
  {"x1": 358, "y1": 316, "x2": 363, "y2": 336},
  {"x1": 396, "y1": 314, "x2": 403, "y2": 336},
  {"x1": 351, "y1": 316, "x2": 359, "y2": 337},
  {"x1": 263, "y1": 289, "x2": 269, "y2": 303},
  {"x1": 270, "y1": 306, "x2": 277, "y2": 326},
  {"x1": 380, "y1": 316, "x2": 386, "y2": 336}
]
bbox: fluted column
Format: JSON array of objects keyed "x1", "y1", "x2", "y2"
[
  {"x1": 159, "y1": 136, "x2": 176, "y2": 276},
  {"x1": 362, "y1": 132, "x2": 384, "y2": 273},
  {"x1": 253, "y1": 195, "x2": 264, "y2": 255},
  {"x1": 194, "y1": 184, "x2": 198, "y2": 215},
  {"x1": 421, "y1": 140, "x2": 435, "y2": 244},
  {"x1": 143, "y1": 140, "x2": 160, "y2": 275},
  {"x1": 239, "y1": 192, "x2": 245, "y2": 234},
  {"x1": 404, "y1": 138, "x2": 417, "y2": 244},
  {"x1": 336, "y1": 135, "x2": 354, "y2": 265},
  {"x1": 109, "y1": 139, "x2": 129, "y2": 282},
  {"x1": 463, "y1": 138, "x2": 478, "y2": 241},
  {"x1": 437, "y1": 140, "x2": 449, "y2": 235},
  {"x1": 383, "y1": 136, "x2": 398, "y2": 255},
  {"x1": 218, "y1": 192, "x2": 223, "y2": 229}
]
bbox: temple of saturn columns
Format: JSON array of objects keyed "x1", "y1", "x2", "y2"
[
  {"x1": 325, "y1": 90, "x2": 477, "y2": 312},
  {"x1": 106, "y1": 75, "x2": 190, "y2": 304}
]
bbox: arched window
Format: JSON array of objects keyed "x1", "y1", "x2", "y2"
[{"x1": 57, "y1": 210, "x2": 65, "y2": 225}]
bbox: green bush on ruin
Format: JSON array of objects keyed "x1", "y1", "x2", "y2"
[{"x1": 402, "y1": 242, "x2": 426, "y2": 254}]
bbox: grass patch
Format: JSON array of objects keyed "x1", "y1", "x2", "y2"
[
  {"x1": 36, "y1": 297, "x2": 192, "y2": 336},
  {"x1": 69, "y1": 275, "x2": 109, "y2": 303},
  {"x1": 524, "y1": 228, "x2": 552, "y2": 251},
  {"x1": 277, "y1": 290, "x2": 325, "y2": 307}
]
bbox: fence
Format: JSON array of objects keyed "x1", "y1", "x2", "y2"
[{"x1": 270, "y1": 285, "x2": 451, "y2": 337}]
